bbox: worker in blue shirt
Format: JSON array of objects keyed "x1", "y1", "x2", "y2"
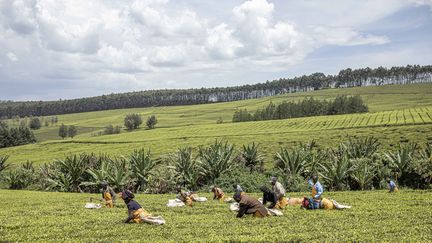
[
  {"x1": 308, "y1": 175, "x2": 323, "y2": 209},
  {"x1": 386, "y1": 178, "x2": 399, "y2": 192}
]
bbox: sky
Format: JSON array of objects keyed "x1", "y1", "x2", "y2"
[{"x1": 0, "y1": 0, "x2": 431, "y2": 101}]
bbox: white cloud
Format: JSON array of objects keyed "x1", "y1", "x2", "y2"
[
  {"x1": 7, "y1": 52, "x2": 18, "y2": 62},
  {"x1": 411, "y1": 0, "x2": 432, "y2": 9},
  {"x1": 311, "y1": 26, "x2": 390, "y2": 46},
  {"x1": 0, "y1": 0, "x2": 430, "y2": 100},
  {"x1": 205, "y1": 23, "x2": 243, "y2": 59}
]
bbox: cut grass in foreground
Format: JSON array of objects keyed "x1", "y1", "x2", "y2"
[{"x1": 0, "y1": 190, "x2": 431, "y2": 242}]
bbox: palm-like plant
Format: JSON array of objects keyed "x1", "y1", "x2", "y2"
[
  {"x1": 318, "y1": 152, "x2": 353, "y2": 190},
  {"x1": 81, "y1": 157, "x2": 114, "y2": 189},
  {"x1": 0, "y1": 155, "x2": 10, "y2": 174},
  {"x1": 108, "y1": 158, "x2": 131, "y2": 190},
  {"x1": 198, "y1": 140, "x2": 235, "y2": 184},
  {"x1": 412, "y1": 143, "x2": 432, "y2": 187},
  {"x1": 54, "y1": 154, "x2": 89, "y2": 192},
  {"x1": 167, "y1": 147, "x2": 200, "y2": 190},
  {"x1": 46, "y1": 172, "x2": 74, "y2": 192},
  {"x1": 274, "y1": 147, "x2": 307, "y2": 178},
  {"x1": 384, "y1": 143, "x2": 417, "y2": 182},
  {"x1": 3, "y1": 170, "x2": 24, "y2": 189},
  {"x1": 128, "y1": 148, "x2": 160, "y2": 192},
  {"x1": 343, "y1": 136, "x2": 380, "y2": 159},
  {"x1": 351, "y1": 158, "x2": 376, "y2": 190},
  {"x1": 240, "y1": 142, "x2": 264, "y2": 172}
]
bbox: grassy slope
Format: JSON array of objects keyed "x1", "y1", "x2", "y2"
[
  {"x1": 1, "y1": 83, "x2": 432, "y2": 165},
  {"x1": 0, "y1": 190, "x2": 431, "y2": 242}
]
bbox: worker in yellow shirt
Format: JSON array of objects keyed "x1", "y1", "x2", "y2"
[
  {"x1": 101, "y1": 181, "x2": 116, "y2": 208},
  {"x1": 176, "y1": 187, "x2": 193, "y2": 207},
  {"x1": 211, "y1": 186, "x2": 225, "y2": 202},
  {"x1": 122, "y1": 190, "x2": 165, "y2": 225}
]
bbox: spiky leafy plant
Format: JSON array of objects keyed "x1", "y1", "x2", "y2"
[
  {"x1": 198, "y1": 140, "x2": 235, "y2": 184},
  {"x1": 239, "y1": 142, "x2": 264, "y2": 172},
  {"x1": 128, "y1": 148, "x2": 160, "y2": 192},
  {"x1": 384, "y1": 142, "x2": 417, "y2": 182},
  {"x1": 166, "y1": 147, "x2": 200, "y2": 190}
]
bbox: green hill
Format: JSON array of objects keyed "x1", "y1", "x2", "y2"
[{"x1": 1, "y1": 83, "x2": 432, "y2": 165}]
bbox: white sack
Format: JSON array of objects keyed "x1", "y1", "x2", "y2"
[
  {"x1": 85, "y1": 203, "x2": 101, "y2": 209},
  {"x1": 141, "y1": 216, "x2": 166, "y2": 225},
  {"x1": 332, "y1": 199, "x2": 352, "y2": 209},
  {"x1": 167, "y1": 199, "x2": 185, "y2": 207}
]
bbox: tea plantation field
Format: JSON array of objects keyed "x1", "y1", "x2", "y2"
[
  {"x1": 1, "y1": 83, "x2": 432, "y2": 165},
  {"x1": 0, "y1": 189, "x2": 431, "y2": 242}
]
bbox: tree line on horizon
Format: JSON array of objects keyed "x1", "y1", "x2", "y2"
[{"x1": 0, "y1": 64, "x2": 431, "y2": 119}]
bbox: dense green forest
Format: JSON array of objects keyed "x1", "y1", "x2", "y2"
[
  {"x1": 232, "y1": 95, "x2": 368, "y2": 122},
  {"x1": 0, "y1": 121, "x2": 36, "y2": 148},
  {"x1": 0, "y1": 65, "x2": 431, "y2": 118}
]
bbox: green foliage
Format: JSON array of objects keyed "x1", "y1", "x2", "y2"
[
  {"x1": 52, "y1": 154, "x2": 90, "y2": 192},
  {"x1": 29, "y1": 117, "x2": 41, "y2": 130},
  {"x1": 0, "y1": 122, "x2": 36, "y2": 148},
  {"x1": 411, "y1": 143, "x2": 432, "y2": 188},
  {"x1": 103, "y1": 124, "x2": 121, "y2": 135},
  {"x1": 239, "y1": 142, "x2": 264, "y2": 172},
  {"x1": 128, "y1": 148, "x2": 160, "y2": 191},
  {"x1": 0, "y1": 155, "x2": 10, "y2": 174},
  {"x1": 213, "y1": 167, "x2": 268, "y2": 193},
  {"x1": 351, "y1": 158, "x2": 376, "y2": 190},
  {"x1": 343, "y1": 136, "x2": 380, "y2": 159},
  {"x1": 124, "y1": 113, "x2": 142, "y2": 130},
  {"x1": 58, "y1": 123, "x2": 68, "y2": 139},
  {"x1": 318, "y1": 152, "x2": 353, "y2": 190},
  {"x1": 166, "y1": 147, "x2": 200, "y2": 190},
  {"x1": 384, "y1": 143, "x2": 417, "y2": 182},
  {"x1": 68, "y1": 125, "x2": 77, "y2": 138},
  {"x1": 198, "y1": 140, "x2": 235, "y2": 184},
  {"x1": 274, "y1": 147, "x2": 307, "y2": 181},
  {"x1": 3, "y1": 161, "x2": 36, "y2": 189},
  {"x1": 146, "y1": 115, "x2": 158, "y2": 129},
  {"x1": 233, "y1": 95, "x2": 369, "y2": 122}
]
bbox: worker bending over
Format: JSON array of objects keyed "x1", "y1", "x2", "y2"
[
  {"x1": 212, "y1": 186, "x2": 225, "y2": 202},
  {"x1": 234, "y1": 192, "x2": 270, "y2": 218},
  {"x1": 101, "y1": 181, "x2": 116, "y2": 208},
  {"x1": 270, "y1": 177, "x2": 288, "y2": 209},
  {"x1": 387, "y1": 178, "x2": 399, "y2": 192},
  {"x1": 176, "y1": 188, "x2": 193, "y2": 207},
  {"x1": 122, "y1": 190, "x2": 165, "y2": 225}
]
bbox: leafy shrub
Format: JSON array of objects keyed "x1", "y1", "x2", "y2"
[
  {"x1": 68, "y1": 125, "x2": 77, "y2": 138},
  {"x1": 103, "y1": 124, "x2": 121, "y2": 135},
  {"x1": 3, "y1": 161, "x2": 37, "y2": 189},
  {"x1": 146, "y1": 115, "x2": 158, "y2": 129},
  {"x1": 124, "y1": 113, "x2": 142, "y2": 130},
  {"x1": 213, "y1": 167, "x2": 268, "y2": 193},
  {"x1": 29, "y1": 117, "x2": 41, "y2": 130}
]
